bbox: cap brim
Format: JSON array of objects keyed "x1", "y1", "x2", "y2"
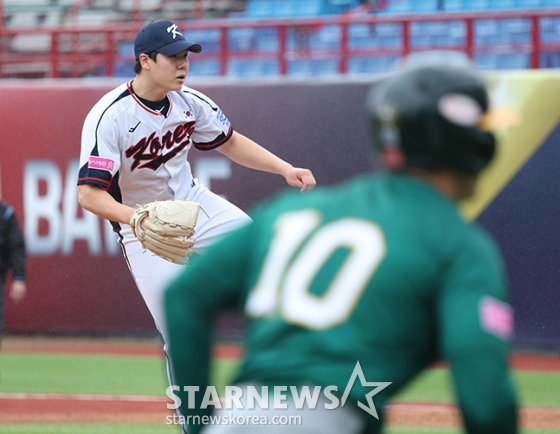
[
  {"x1": 158, "y1": 40, "x2": 202, "y2": 55},
  {"x1": 479, "y1": 106, "x2": 522, "y2": 132}
]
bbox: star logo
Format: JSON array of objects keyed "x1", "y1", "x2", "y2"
[{"x1": 340, "y1": 361, "x2": 392, "y2": 419}]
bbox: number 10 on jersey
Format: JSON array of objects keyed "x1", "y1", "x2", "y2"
[{"x1": 245, "y1": 210, "x2": 387, "y2": 330}]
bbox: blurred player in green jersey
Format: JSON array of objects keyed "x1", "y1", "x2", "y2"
[{"x1": 164, "y1": 61, "x2": 519, "y2": 434}]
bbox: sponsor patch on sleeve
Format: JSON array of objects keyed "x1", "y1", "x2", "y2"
[
  {"x1": 214, "y1": 108, "x2": 231, "y2": 130},
  {"x1": 88, "y1": 156, "x2": 115, "y2": 172},
  {"x1": 479, "y1": 295, "x2": 514, "y2": 340}
]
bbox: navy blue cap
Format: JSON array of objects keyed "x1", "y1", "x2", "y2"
[{"x1": 134, "y1": 20, "x2": 202, "y2": 61}]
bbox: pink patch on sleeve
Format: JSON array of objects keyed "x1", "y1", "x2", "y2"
[
  {"x1": 88, "y1": 156, "x2": 115, "y2": 172},
  {"x1": 479, "y1": 296, "x2": 514, "y2": 340}
]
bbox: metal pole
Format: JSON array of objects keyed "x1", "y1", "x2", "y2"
[
  {"x1": 531, "y1": 15, "x2": 540, "y2": 69},
  {"x1": 0, "y1": 0, "x2": 4, "y2": 31},
  {"x1": 195, "y1": 0, "x2": 204, "y2": 19}
]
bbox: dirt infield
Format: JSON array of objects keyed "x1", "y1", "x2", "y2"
[
  {"x1": 0, "y1": 393, "x2": 171, "y2": 424},
  {"x1": 1, "y1": 336, "x2": 559, "y2": 428},
  {"x1": 0, "y1": 393, "x2": 559, "y2": 428}
]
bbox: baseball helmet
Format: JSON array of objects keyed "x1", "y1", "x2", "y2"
[{"x1": 367, "y1": 63, "x2": 497, "y2": 174}]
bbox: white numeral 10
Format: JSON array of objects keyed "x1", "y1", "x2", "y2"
[{"x1": 245, "y1": 210, "x2": 386, "y2": 330}]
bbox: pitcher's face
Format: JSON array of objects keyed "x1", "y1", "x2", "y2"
[{"x1": 149, "y1": 51, "x2": 190, "y2": 92}]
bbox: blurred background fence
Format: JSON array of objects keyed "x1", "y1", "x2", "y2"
[
  {"x1": 0, "y1": 0, "x2": 559, "y2": 79},
  {"x1": 2, "y1": 0, "x2": 560, "y2": 350}
]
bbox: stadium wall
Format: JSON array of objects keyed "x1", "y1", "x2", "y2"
[{"x1": 1, "y1": 72, "x2": 559, "y2": 350}]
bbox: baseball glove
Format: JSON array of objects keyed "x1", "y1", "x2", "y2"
[{"x1": 129, "y1": 200, "x2": 202, "y2": 265}]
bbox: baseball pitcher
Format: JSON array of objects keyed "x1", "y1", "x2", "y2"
[{"x1": 77, "y1": 19, "x2": 315, "y2": 433}]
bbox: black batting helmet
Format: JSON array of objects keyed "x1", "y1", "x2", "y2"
[{"x1": 367, "y1": 63, "x2": 497, "y2": 174}]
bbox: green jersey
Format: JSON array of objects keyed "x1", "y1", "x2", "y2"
[{"x1": 165, "y1": 173, "x2": 518, "y2": 433}]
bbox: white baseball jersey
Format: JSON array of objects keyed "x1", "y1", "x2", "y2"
[
  {"x1": 78, "y1": 74, "x2": 251, "y2": 434},
  {"x1": 78, "y1": 79, "x2": 251, "y2": 343},
  {"x1": 78, "y1": 80, "x2": 233, "y2": 209}
]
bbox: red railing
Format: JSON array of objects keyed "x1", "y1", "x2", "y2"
[{"x1": 0, "y1": 9, "x2": 559, "y2": 79}]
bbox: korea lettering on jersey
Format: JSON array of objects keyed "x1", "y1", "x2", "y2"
[{"x1": 77, "y1": 81, "x2": 232, "y2": 209}]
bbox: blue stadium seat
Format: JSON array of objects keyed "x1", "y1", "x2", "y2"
[
  {"x1": 411, "y1": 21, "x2": 465, "y2": 48},
  {"x1": 254, "y1": 28, "x2": 279, "y2": 51},
  {"x1": 542, "y1": 0, "x2": 560, "y2": 7},
  {"x1": 287, "y1": 59, "x2": 312, "y2": 76},
  {"x1": 413, "y1": 0, "x2": 439, "y2": 12},
  {"x1": 540, "y1": 52, "x2": 560, "y2": 68},
  {"x1": 183, "y1": 29, "x2": 220, "y2": 53},
  {"x1": 189, "y1": 60, "x2": 220, "y2": 77},
  {"x1": 379, "y1": 0, "x2": 414, "y2": 14},
  {"x1": 113, "y1": 60, "x2": 134, "y2": 78},
  {"x1": 444, "y1": 0, "x2": 466, "y2": 11},
  {"x1": 287, "y1": 58, "x2": 339, "y2": 77},
  {"x1": 500, "y1": 18, "x2": 531, "y2": 44},
  {"x1": 286, "y1": 27, "x2": 318, "y2": 50},
  {"x1": 376, "y1": 23, "x2": 403, "y2": 47},
  {"x1": 309, "y1": 25, "x2": 341, "y2": 50},
  {"x1": 348, "y1": 56, "x2": 400, "y2": 73},
  {"x1": 475, "y1": 20, "x2": 506, "y2": 45},
  {"x1": 348, "y1": 23, "x2": 402, "y2": 49},
  {"x1": 115, "y1": 41, "x2": 134, "y2": 77},
  {"x1": 540, "y1": 17, "x2": 560, "y2": 43},
  {"x1": 272, "y1": 0, "x2": 298, "y2": 17},
  {"x1": 296, "y1": 0, "x2": 324, "y2": 16},
  {"x1": 245, "y1": 0, "x2": 275, "y2": 18},
  {"x1": 311, "y1": 58, "x2": 339, "y2": 75},
  {"x1": 474, "y1": 53, "x2": 498, "y2": 70},
  {"x1": 326, "y1": 0, "x2": 361, "y2": 14},
  {"x1": 475, "y1": 18, "x2": 531, "y2": 45},
  {"x1": 448, "y1": 21, "x2": 466, "y2": 45},
  {"x1": 497, "y1": 53, "x2": 530, "y2": 69},
  {"x1": 475, "y1": 53, "x2": 530, "y2": 70},
  {"x1": 410, "y1": 23, "x2": 431, "y2": 47},
  {"x1": 348, "y1": 24, "x2": 372, "y2": 48},
  {"x1": 287, "y1": 27, "x2": 311, "y2": 50},
  {"x1": 469, "y1": 0, "x2": 490, "y2": 10},
  {"x1": 488, "y1": 0, "x2": 516, "y2": 9},
  {"x1": 117, "y1": 41, "x2": 134, "y2": 56},
  {"x1": 228, "y1": 28, "x2": 256, "y2": 52},
  {"x1": 516, "y1": 0, "x2": 542, "y2": 6},
  {"x1": 228, "y1": 59, "x2": 279, "y2": 77}
]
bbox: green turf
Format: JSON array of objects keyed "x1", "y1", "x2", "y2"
[
  {"x1": 0, "y1": 353, "x2": 170, "y2": 395},
  {"x1": 1, "y1": 352, "x2": 560, "y2": 434},
  {"x1": 2, "y1": 353, "x2": 560, "y2": 408},
  {"x1": 392, "y1": 368, "x2": 560, "y2": 407},
  {"x1": 391, "y1": 368, "x2": 455, "y2": 403},
  {"x1": 0, "y1": 353, "x2": 239, "y2": 396},
  {"x1": 513, "y1": 370, "x2": 560, "y2": 407},
  {"x1": 211, "y1": 358, "x2": 242, "y2": 395}
]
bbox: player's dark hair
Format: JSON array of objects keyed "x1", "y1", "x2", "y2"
[{"x1": 133, "y1": 51, "x2": 158, "y2": 74}]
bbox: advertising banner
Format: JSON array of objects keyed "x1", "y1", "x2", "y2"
[{"x1": 1, "y1": 73, "x2": 559, "y2": 349}]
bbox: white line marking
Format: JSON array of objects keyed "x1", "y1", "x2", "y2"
[
  {"x1": 0, "y1": 392, "x2": 167, "y2": 402},
  {"x1": 0, "y1": 395, "x2": 555, "y2": 414}
]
